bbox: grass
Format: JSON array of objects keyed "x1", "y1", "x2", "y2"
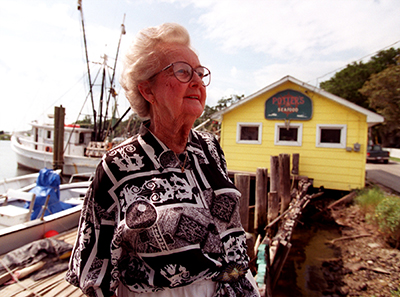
[
  {"x1": 391, "y1": 156, "x2": 400, "y2": 162},
  {"x1": 355, "y1": 186, "x2": 400, "y2": 247},
  {"x1": 355, "y1": 187, "x2": 385, "y2": 215}
]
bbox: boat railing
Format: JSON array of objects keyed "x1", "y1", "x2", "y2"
[
  {"x1": 68, "y1": 172, "x2": 94, "y2": 183},
  {"x1": 18, "y1": 137, "x2": 53, "y2": 149},
  {"x1": 85, "y1": 141, "x2": 108, "y2": 157}
]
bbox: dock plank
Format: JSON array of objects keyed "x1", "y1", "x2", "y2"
[{"x1": 0, "y1": 228, "x2": 85, "y2": 297}]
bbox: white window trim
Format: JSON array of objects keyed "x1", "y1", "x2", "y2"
[
  {"x1": 274, "y1": 123, "x2": 303, "y2": 146},
  {"x1": 316, "y1": 124, "x2": 347, "y2": 148},
  {"x1": 236, "y1": 122, "x2": 262, "y2": 144}
]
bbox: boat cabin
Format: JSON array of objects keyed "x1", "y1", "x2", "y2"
[
  {"x1": 212, "y1": 76, "x2": 384, "y2": 191},
  {"x1": 27, "y1": 122, "x2": 93, "y2": 156}
]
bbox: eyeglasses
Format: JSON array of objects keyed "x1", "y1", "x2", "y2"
[{"x1": 149, "y1": 61, "x2": 211, "y2": 87}]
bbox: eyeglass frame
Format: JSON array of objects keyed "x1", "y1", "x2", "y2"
[{"x1": 148, "y1": 61, "x2": 211, "y2": 87}]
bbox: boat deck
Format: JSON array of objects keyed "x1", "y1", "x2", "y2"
[{"x1": 0, "y1": 228, "x2": 85, "y2": 297}]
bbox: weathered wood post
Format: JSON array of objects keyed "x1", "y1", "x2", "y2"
[
  {"x1": 234, "y1": 174, "x2": 250, "y2": 232},
  {"x1": 267, "y1": 192, "x2": 279, "y2": 224},
  {"x1": 292, "y1": 153, "x2": 299, "y2": 175},
  {"x1": 270, "y1": 156, "x2": 279, "y2": 193},
  {"x1": 279, "y1": 154, "x2": 291, "y2": 213},
  {"x1": 268, "y1": 156, "x2": 280, "y2": 223},
  {"x1": 254, "y1": 168, "x2": 268, "y2": 235},
  {"x1": 53, "y1": 105, "x2": 65, "y2": 172}
]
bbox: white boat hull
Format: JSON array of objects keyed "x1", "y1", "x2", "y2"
[
  {"x1": 0, "y1": 181, "x2": 90, "y2": 255},
  {"x1": 11, "y1": 134, "x2": 100, "y2": 176},
  {"x1": 0, "y1": 172, "x2": 39, "y2": 194},
  {"x1": 0, "y1": 206, "x2": 82, "y2": 255}
]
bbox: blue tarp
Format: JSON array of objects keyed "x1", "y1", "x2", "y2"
[{"x1": 25, "y1": 168, "x2": 75, "y2": 220}]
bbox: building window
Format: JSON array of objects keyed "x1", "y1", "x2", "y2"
[
  {"x1": 316, "y1": 124, "x2": 347, "y2": 148},
  {"x1": 237, "y1": 122, "x2": 262, "y2": 144},
  {"x1": 274, "y1": 123, "x2": 303, "y2": 146}
]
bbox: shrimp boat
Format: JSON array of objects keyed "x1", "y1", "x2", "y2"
[
  {"x1": 10, "y1": 1, "x2": 128, "y2": 176},
  {"x1": 11, "y1": 124, "x2": 103, "y2": 176}
]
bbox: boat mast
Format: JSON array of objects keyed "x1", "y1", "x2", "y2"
[
  {"x1": 98, "y1": 58, "x2": 106, "y2": 141},
  {"x1": 103, "y1": 15, "x2": 126, "y2": 141},
  {"x1": 77, "y1": 0, "x2": 97, "y2": 141}
]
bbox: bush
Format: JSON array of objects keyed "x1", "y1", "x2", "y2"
[
  {"x1": 375, "y1": 196, "x2": 400, "y2": 244},
  {"x1": 355, "y1": 187, "x2": 400, "y2": 248},
  {"x1": 355, "y1": 187, "x2": 385, "y2": 215},
  {"x1": 0, "y1": 134, "x2": 11, "y2": 141}
]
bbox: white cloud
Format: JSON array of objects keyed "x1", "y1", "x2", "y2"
[
  {"x1": 196, "y1": 0, "x2": 400, "y2": 60},
  {"x1": 1, "y1": 0, "x2": 400, "y2": 132},
  {"x1": 185, "y1": 0, "x2": 400, "y2": 101},
  {"x1": 230, "y1": 66, "x2": 238, "y2": 77}
]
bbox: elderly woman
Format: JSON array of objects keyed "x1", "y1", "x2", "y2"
[{"x1": 66, "y1": 23, "x2": 259, "y2": 297}]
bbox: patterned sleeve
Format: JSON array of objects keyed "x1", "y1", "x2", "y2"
[
  {"x1": 213, "y1": 135, "x2": 229, "y2": 176},
  {"x1": 201, "y1": 133, "x2": 260, "y2": 297},
  {"x1": 66, "y1": 162, "x2": 118, "y2": 297}
]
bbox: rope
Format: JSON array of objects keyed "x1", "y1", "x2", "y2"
[{"x1": 0, "y1": 258, "x2": 43, "y2": 297}]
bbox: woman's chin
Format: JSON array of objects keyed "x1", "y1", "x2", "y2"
[{"x1": 184, "y1": 102, "x2": 205, "y2": 119}]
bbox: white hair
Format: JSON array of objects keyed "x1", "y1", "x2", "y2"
[{"x1": 120, "y1": 23, "x2": 192, "y2": 119}]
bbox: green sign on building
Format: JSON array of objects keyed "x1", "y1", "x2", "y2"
[{"x1": 265, "y1": 89, "x2": 313, "y2": 120}]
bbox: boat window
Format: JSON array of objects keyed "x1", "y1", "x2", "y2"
[
  {"x1": 34, "y1": 127, "x2": 38, "y2": 150},
  {"x1": 316, "y1": 124, "x2": 347, "y2": 148},
  {"x1": 236, "y1": 122, "x2": 262, "y2": 144},
  {"x1": 47, "y1": 130, "x2": 52, "y2": 139},
  {"x1": 79, "y1": 133, "x2": 85, "y2": 144},
  {"x1": 274, "y1": 123, "x2": 303, "y2": 146}
]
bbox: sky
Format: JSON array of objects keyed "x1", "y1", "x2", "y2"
[{"x1": 1, "y1": 0, "x2": 400, "y2": 133}]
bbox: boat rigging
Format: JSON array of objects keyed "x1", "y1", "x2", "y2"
[
  {"x1": 10, "y1": 1, "x2": 129, "y2": 176},
  {"x1": 77, "y1": 0, "x2": 126, "y2": 142}
]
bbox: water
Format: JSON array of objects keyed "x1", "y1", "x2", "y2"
[
  {"x1": 0, "y1": 140, "x2": 35, "y2": 179},
  {"x1": 273, "y1": 205, "x2": 341, "y2": 296}
]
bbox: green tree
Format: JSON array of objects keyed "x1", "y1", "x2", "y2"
[
  {"x1": 115, "y1": 113, "x2": 142, "y2": 137},
  {"x1": 320, "y1": 48, "x2": 400, "y2": 109},
  {"x1": 359, "y1": 58, "x2": 400, "y2": 147},
  {"x1": 74, "y1": 115, "x2": 93, "y2": 128},
  {"x1": 193, "y1": 94, "x2": 244, "y2": 133}
]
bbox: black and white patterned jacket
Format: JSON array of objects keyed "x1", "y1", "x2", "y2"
[{"x1": 66, "y1": 121, "x2": 258, "y2": 297}]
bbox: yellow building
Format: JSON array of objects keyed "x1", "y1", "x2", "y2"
[{"x1": 212, "y1": 76, "x2": 384, "y2": 191}]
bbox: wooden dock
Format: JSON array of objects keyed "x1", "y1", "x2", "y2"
[
  {"x1": 0, "y1": 228, "x2": 84, "y2": 297},
  {"x1": 228, "y1": 153, "x2": 318, "y2": 296}
]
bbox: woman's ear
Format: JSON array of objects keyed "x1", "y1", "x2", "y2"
[{"x1": 138, "y1": 81, "x2": 155, "y2": 104}]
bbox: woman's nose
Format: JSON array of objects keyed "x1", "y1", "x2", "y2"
[{"x1": 190, "y1": 71, "x2": 203, "y2": 87}]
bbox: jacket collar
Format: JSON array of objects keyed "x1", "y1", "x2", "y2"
[{"x1": 138, "y1": 121, "x2": 209, "y2": 170}]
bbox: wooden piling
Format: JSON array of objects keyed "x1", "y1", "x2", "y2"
[
  {"x1": 270, "y1": 156, "x2": 279, "y2": 193},
  {"x1": 267, "y1": 191, "x2": 279, "y2": 224},
  {"x1": 268, "y1": 156, "x2": 280, "y2": 224},
  {"x1": 234, "y1": 173, "x2": 250, "y2": 232},
  {"x1": 53, "y1": 106, "x2": 65, "y2": 172},
  {"x1": 254, "y1": 168, "x2": 268, "y2": 235},
  {"x1": 292, "y1": 153, "x2": 299, "y2": 175},
  {"x1": 279, "y1": 154, "x2": 291, "y2": 213}
]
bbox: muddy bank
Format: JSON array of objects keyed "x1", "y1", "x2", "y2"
[{"x1": 270, "y1": 191, "x2": 400, "y2": 296}]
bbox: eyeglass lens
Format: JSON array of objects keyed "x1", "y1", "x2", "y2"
[{"x1": 172, "y1": 62, "x2": 211, "y2": 86}]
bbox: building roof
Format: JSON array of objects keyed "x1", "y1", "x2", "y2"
[{"x1": 212, "y1": 75, "x2": 384, "y2": 127}]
